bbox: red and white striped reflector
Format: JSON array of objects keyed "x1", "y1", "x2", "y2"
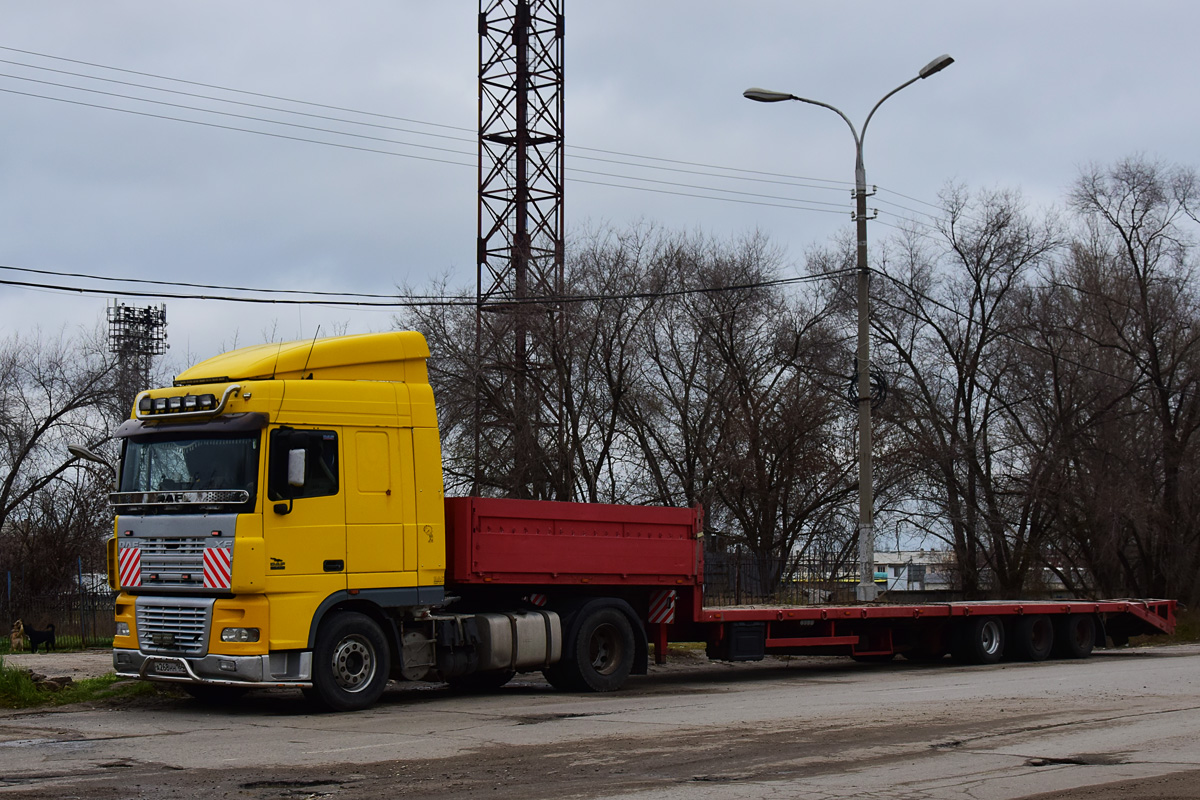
[
  {"x1": 648, "y1": 589, "x2": 676, "y2": 624},
  {"x1": 203, "y1": 547, "x2": 233, "y2": 590},
  {"x1": 525, "y1": 593, "x2": 548, "y2": 607},
  {"x1": 117, "y1": 547, "x2": 141, "y2": 588}
]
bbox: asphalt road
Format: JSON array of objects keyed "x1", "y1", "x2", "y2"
[{"x1": 0, "y1": 644, "x2": 1197, "y2": 799}]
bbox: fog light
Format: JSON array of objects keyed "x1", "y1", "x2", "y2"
[
  {"x1": 219, "y1": 660, "x2": 237, "y2": 672},
  {"x1": 221, "y1": 627, "x2": 260, "y2": 643},
  {"x1": 115, "y1": 622, "x2": 130, "y2": 637}
]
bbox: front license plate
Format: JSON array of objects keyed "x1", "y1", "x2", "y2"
[{"x1": 150, "y1": 659, "x2": 187, "y2": 676}]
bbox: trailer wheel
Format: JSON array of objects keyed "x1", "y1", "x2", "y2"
[
  {"x1": 952, "y1": 616, "x2": 1005, "y2": 664},
  {"x1": 309, "y1": 612, "x2": 390, "y2": 711},
  {"x1": 446, "y1": 669, "x2": 515, "y2": 693},
  {"x1": 1051, "y1": 614, "x2": 1095, "y2": 659},
  {"x1": 548, "y1": 606, "x2": 635, "y2": 692},
  {"x1": 1009, "y1": 615, "x2": 1054, "y2": 661}
]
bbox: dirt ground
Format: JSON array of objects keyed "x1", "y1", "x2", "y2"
[
  {"x1": 1, "y1": 648, "x2": 112, "y2": 681},
  {"x1": 0, "y1": 647, "x2": 1195, "y2": 800}
]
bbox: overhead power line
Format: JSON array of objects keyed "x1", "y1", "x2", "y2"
[
  {"x1": 0, "y1": 260, "x2": 856, "y2": 308},
  {"x1": 0, "y1": 45, "x2": 879, "y2": 214}
]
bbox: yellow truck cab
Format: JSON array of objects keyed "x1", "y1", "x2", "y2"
[{"x1": 110, "y1": 331, "x2": 452, "y2": 709}]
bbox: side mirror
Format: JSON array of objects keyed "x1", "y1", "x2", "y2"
[
  {"x1": 275, "y1": 447, "x2": 308, "y2": 515},
  {"x1": 287, "y1": 449, "x2": 306, "y2": 488}
]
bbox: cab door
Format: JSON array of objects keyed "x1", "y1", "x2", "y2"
[
  {"x1": 344, "y1": 427, "x2": 413, "y2": 588},
  {"x1": 262, "y1": 427, "x2": 346, "y2": 598}
]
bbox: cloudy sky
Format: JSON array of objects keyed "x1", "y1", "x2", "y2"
[{"x1": 1, "y1": 1, "x2": 1196, "y2": 372}]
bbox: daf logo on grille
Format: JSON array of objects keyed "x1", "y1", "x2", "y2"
[{"x1": 151, "y1": 633, "x2": 177, "y2": 647}]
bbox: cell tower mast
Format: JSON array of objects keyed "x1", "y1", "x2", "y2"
[
  {"x1": 107, "y1": 300, "x2": 167, "y2": 417},
  {"x1": 477, "y1": 0, "x2": 566, "y2": 498}
]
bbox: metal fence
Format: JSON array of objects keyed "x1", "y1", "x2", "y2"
[
  {"x1": 1, "y1": 589, "x2": 116, "y2": 652},
  {"x1": 703, "y1": 547, "x2": 862, "y2": 606}
]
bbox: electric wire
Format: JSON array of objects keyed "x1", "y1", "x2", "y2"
[
  {"x1": 0, "y1": 45, "x2": 866, "y2": 205},
  {"x1": 0, "y1": 262, "x2": 857, "y2": 308},
  {"x1": 0, "y1": 80, "x2": 855, "y2": 212}
]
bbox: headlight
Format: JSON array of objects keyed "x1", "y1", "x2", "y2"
[
  {"x1": 115, "y1": 622, "x2": 130, "y2": 637},
  {"x1": 221, "y1": 627, "x2": 260, "y2": 643}
]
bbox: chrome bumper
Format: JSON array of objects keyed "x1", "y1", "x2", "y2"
[{"x1": 114, "y1": 648, "x2": 313, "y2": 687}]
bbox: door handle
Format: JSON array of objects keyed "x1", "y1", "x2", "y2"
[{"x1": 323, "y1": 560, "x2": 344, "y2": 572}]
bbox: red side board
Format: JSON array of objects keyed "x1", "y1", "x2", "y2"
[{"x1": 445, "y1": 497, "x2": 703, "y2": 587}]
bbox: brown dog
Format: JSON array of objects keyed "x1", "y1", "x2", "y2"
[{"x1": 9, "y1": 620, "x2": 25, "y2": 651}]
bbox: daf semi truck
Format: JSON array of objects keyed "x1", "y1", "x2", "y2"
[{"x1": 106, "y1": 331, "x2": 1178, "y2": 711}]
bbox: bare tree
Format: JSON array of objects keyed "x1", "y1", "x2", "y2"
[
  {"x1": 0, "y1": 326, "x2": 117, "y2": 595},
  {"x1": 1053, "y1": 157, "x2": 1200, "y2": 604},
  {"x1": 872, "y1": 186, "x2": 1062, "y2": 596}
]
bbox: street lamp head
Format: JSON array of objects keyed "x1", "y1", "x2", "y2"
[
  {"x1": 743, "y1": 88, "x2": 795, "y2": 103},
  {"x1": 918, "y1": 54, "x2": 954, "y2": 79}
]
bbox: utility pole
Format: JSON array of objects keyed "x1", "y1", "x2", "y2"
[{"x1": 743, "y1": 54, "x2": 954, "y2": 602}]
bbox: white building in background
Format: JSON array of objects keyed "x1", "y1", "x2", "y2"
[{"x1": 873, "y1": 551, "x2": 955, "y2": 593}]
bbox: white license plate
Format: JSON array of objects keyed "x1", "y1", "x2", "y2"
[{"x1": 151, "y1": 659, "x2": 187, "y2": 675}]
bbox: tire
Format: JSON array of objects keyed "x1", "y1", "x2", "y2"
[
  {"x1": 184, "y1": 684, "x2": 248, "y2": 704},
  {"x1": 308, "y1": 612, "x2": 390, "y2": 712},
  {"x1": 952, "y1": 616, "x2": 1005, "y2": 664},
  {"x1": 1009, "y1": 615, "x2": 1055, "y2": 662},
  {"x1": 1051, "y1": 614, "x2": 1095, "y2": 659},
  {"x1": 551, "y1": 606, "x2": 636, "y2": 693},
  {"x1": 446, "y1": 669, "x2": 515, "y2": 693}
]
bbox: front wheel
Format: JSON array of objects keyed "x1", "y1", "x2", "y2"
[{"x1": 309, "y1": 612, "x2": 390, "y2": 712}]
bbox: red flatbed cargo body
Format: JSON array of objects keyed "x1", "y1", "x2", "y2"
[
  {"x1": 445, "y1": 496, "x2": 703, "y2": 587},
  {"x1": 444, "y1": 497, "x2": 1177, "y2": 659}
]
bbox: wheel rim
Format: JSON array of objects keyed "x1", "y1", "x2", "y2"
[
  {"x1": 331, "y1": 634, "x2": 376, "y2": 693},
  {"x1": 980, "y1": 621, "x2": 1001, "y2": 656},
  {"x1": 589, "y1": 622, "x2": 624, "y2": 676}
]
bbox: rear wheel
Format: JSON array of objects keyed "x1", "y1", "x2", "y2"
[
  {"x1": 1010, "y1": 615, "x2": 1055, "y2": 661},
  {"x1": 952, "y1": 616, "x2": 1005, "y2": 664},
  {"x1": 308, "y1": 612, "x2": 390, "y2": 712},
  {"x1": 1051, "y1": 614, "x2": 1095, "y2": 659},
  {"x1": 546, "y1": 606, "x2": 635, "y2": 692}
]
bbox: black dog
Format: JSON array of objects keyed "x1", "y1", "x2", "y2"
[{"x1": 26, "y1": 623, "x2": 55, "y2": 653}]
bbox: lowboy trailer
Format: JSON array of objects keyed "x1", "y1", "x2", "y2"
[{"x1": 105, "y1": 331, "x2": 1177, "y2": 710}]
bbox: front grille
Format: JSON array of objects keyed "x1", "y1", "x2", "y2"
[
  {"x1": 139, "y1": 536, "x2": 206, "y2": 588},
  {"x1": 136, "y1": 598, "x2": 213, "y2": 655}
]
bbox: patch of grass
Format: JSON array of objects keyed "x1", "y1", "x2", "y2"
[
  {"x1": 1129, "y1": 607, "x2": 1199, "y2": 647},
  {"x1": 1166, "y1": 607, "x2": 1200, "y2": 642},
  {"x1": 0, "y1": 657, "x2": 159, "y2": 708}
]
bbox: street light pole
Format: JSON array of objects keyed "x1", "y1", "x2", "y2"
[{"x1": 744, "y1": 54, "x2": 953, "y2": 603}]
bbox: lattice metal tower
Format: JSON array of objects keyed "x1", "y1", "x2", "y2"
[
  {"x1": 107, "y1": 300, "x2": 167, "y2": 417},
  {"x1": 476, "y1": 0, "x2": 566, "y2": 499}
]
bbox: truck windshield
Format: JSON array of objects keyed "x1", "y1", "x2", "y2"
[{"x1": 120, "y1": 434, "x2": 259, "y2": 500}]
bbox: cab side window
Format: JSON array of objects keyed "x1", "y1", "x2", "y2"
[{"x1": 268, "y1": 428, "x2": 339, "y2": 501}]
